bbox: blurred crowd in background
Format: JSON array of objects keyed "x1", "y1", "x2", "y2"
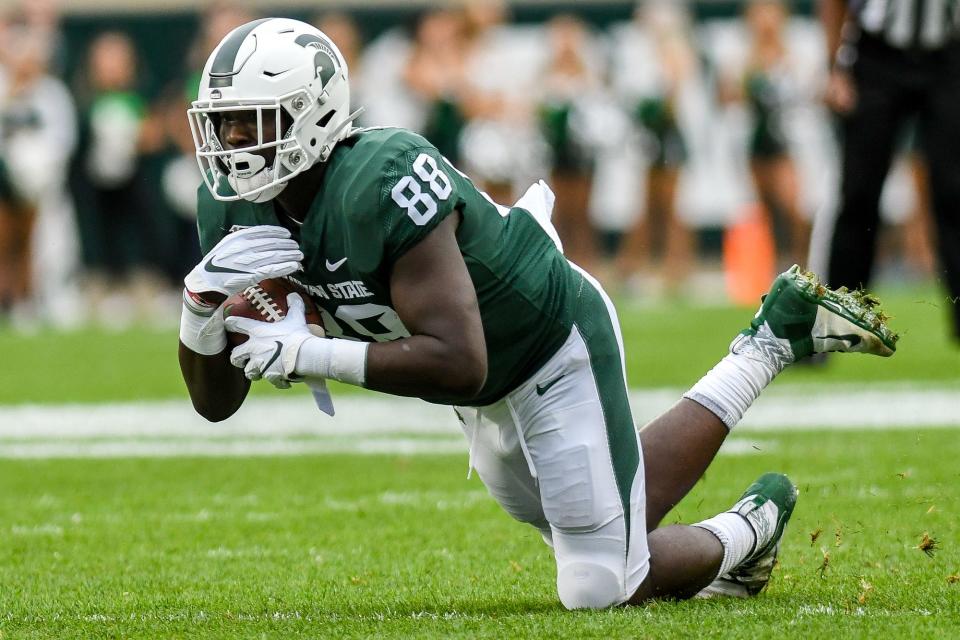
[{"x1": 0, "y1": 0, "x2": 937, "y2": 331}]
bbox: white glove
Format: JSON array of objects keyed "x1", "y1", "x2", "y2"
[
  {"x1": 181, "y1": 226, "x2": 303, "y2": 355},
  {"x1": 225, "y1": 293, "x2": 316, "y2": 389},
  {"x1": 184, "y1": 225, "x2": 303, "y2": 303}
]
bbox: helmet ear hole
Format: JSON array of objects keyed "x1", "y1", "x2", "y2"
[
  {"x1": 309, "y1": 138, "x2": 317, "y2": 147},
  {"x1": 316, "y1": 110, "x2": 335, "y2": 128}
]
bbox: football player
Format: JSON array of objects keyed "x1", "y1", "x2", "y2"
[{"x1": 179, "y1": 18, "x2": 898, "y2": 609}]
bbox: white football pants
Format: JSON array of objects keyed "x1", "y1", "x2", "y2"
[{"x1": 455, "y1": 270, "x2": 648, "y2": 609}]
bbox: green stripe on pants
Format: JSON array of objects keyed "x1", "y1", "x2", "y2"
[{"x1": 573, "y1": 277, "x2": 640, "y2": 540}]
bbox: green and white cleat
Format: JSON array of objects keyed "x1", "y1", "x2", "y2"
[
  {"x1": 733, "y1": 265, "x2": 899, "y2": 362},
  {"x1": 699, "y1": 472, "x2": 799, "y2": 599}
]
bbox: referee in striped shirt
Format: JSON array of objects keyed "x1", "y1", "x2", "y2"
[{"x1": 821, "y1": 0, "x2": 960, "y2": 342}]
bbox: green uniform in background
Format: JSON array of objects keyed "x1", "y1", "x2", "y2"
[
  {"x1": 197, "y1": 127, "x2": 583, "y2": 406},
  {"x1": 634, "y1": 97, "x2": 687, "y2": 169},
  {"x1": 0, "y1": 159, "x2": 24, "y2": 208},
  {"x1": 422, "y1": 98, "x2": 466, "y2": 166},
  {"x1": 744, "y1": 71, "x2": 790, "y2": 160},
  {"x1": 539, "y1": 100, "x2": 593, "y2": 173}
]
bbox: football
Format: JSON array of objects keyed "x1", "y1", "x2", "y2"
[{"x1": 222, "y1": 278, "x2": 325, "y2": 347}]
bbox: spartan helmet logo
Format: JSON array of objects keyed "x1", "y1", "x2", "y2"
[{"x1": 293, "y1": 34, "x2": 338, "y2": 88}]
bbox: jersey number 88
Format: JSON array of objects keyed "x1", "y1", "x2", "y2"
[{"x1": 390, "y1": 153, "x2": 452, "y2": 225}]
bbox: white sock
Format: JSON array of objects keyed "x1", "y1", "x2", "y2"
[
  {"x1": 694, "y1": 512, "x2": 757, "y2": 578},
  {"x1": 683, "y1": 328, "x2": 791, "y2": 429}
]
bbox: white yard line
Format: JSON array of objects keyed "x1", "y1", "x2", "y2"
[
  {"x1": 0, "y1": 437, "x2": 769, "y2": 459},
  {"x1": 0, "y1": 384, "x2": 955, "y2": 458},
  {"x1": 0, "y1": 438, "x2": 467, "y2": 458},
  {"x1": 631, "y1": 384, "x2": 960, "y2": 430}
]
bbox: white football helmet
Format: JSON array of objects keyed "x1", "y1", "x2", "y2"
[{"x1": 188, "y1": 18, "x2": 361, "y2": 203}]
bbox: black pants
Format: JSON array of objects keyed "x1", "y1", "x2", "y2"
[{"x1": 828, "y1": 35, "x2": 960, "y2": 339}]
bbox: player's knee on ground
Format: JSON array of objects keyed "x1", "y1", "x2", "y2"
[
  {"x1": 551, "y1": 516, "x2": 649, "y2": 610},
  {"x1": 556, "y1": 561, "x2": 624, "y2": 610}
]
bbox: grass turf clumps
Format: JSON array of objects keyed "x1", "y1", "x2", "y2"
[{"x1": 796, "y1": 267, "x2": 900, "y2": 348}]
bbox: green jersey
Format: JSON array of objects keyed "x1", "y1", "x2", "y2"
[{"x1": 197, "y1": 127, "x2": 583, "y2": 406}]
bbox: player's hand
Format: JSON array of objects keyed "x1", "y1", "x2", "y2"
[
  {"x1": 825, "y1": 69, "x2": 857, "y2": 115},
  {"x1": 225, "y1": 293, "x2": 316, "y2": 389},
  {"x1": 184, "y1": 225, "x2": 304, "y2": 306}
]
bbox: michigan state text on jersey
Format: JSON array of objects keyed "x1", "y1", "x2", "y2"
[{"x1": 178, "y1": 17, "x2": 898, "y2": 612}]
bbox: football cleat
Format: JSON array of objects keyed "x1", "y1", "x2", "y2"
[
  {"x1": 699, "y1": 472, "x2": 799, "y2": 598},
  {"x1": 732, "y1": 265, "x2": 898, "y2": 363}
]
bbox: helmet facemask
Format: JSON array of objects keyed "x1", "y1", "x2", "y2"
[{"x1": 189, "y1": 94, "x2": 312, "y2": 203}]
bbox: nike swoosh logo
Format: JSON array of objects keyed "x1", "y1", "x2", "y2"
[
  {"x1": 263, "y1": 341, "x2": 283, "y2": 372},
  {"x1": 204, "y1": 258, "x2": 250, "y2": 275},
  {"x1": 536, "y1": 374, "x2": 565, "y2": 396},
  {"x1": 815, "y1": 333, "x2": 862, "y2": 347},
  {"x1": 325, "y1": 257, "x2": 348, "y2": 271}
]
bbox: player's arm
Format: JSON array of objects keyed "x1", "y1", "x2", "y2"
[
  {"x1": 178, "y1": 225, "x2": 304, "y2": 422},
  {"x1": 271, "y1": 211, "x2": 487, "y2": 404},
  {"x1": 229, "y1": 213, "x2": 487, "y2": 403},
  {"x1": 364, "y1": 211, "x2": 487, "y2": 401},
  {"x1": 819, "y1": 0, "x2": 850, "y2": 65},
  {"x1": 820, "y1": 0, "x2": 858, "y2": 113},
  {"x1": 179, "y1": 343, "x2": 250, "y2": 422}
]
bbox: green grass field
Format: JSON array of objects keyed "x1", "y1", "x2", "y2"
[
  {"x1": 1, "y1": 284, "x2": 958, "y2": 638},
  {"x1": 2, "y1": 431, "x2": 958, "y2": 638}
]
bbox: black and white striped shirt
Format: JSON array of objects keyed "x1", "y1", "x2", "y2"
[{"x1": 853, "y1": 0, "x2": 960, "y2": 49}]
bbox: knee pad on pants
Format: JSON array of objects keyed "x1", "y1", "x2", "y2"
[{"x1": 556, "y1": 561, "x2": 624, "y2": 610}]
